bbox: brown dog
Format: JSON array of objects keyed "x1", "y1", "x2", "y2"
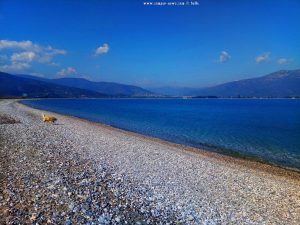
[{"x1": 42, "y1": 114, "x2": 57, "y2": 123}]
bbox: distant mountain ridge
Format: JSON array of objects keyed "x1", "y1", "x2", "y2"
[
  {"x1": 0, "y1": 72, "x2": 107, "y2": 98},
  {"x1": 151, "y1": 69, "x2": 300, "y2": 97},
  {"x1": 1, "y1": 69, "x2": 299, "y2": 98},
  {"x1": 17, "y1": 75, "x2": 154, "y2": 97}
]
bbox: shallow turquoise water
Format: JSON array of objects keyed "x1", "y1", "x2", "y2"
[{"x1": 22, "y1": 99, "x2": 300, "y2": 170}]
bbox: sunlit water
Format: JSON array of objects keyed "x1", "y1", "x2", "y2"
[{"x1": 22, "y1": 99, "x2": 300, "y2": 170}]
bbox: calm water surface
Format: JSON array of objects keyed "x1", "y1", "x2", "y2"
[{"x1": 22, "y1": 99, "x2": 300, "y2": 170}]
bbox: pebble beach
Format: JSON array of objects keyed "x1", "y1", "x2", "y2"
[{"x1": 0, "y1": 99, "x2": 299, "y2": 224}]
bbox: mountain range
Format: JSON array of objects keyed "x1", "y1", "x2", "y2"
[
  {"x1": 0, "y1": 69, "x2": 299, "y2": 98},
  {"x1": 0, "y1": 72, "x2": 154, "y2": 98},
  {"x1": 0, "y1": 72, "x2": 107, "y2": 98},
  {"x1": 150, "y1": 69, "x2": 300, "y2": 98},
  {"x1": 17, "y1": 74, "x2": 154, "y2": 97}
]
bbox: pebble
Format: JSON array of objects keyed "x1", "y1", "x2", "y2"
[{"x1": 0, "y1": 100, "x2": 299, "y2": 225}]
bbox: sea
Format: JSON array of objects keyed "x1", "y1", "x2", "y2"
[{"x1": 22, "y1": 98, "x2": 300, "y2": 171}]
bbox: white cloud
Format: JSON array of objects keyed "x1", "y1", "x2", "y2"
[
  {"x1": 95, "y1": 43, "x2": 109, "y2": 55},
  {"x1": 255, "y1": 52, "x2": 270, "y2": 64},
  {"x1": 277, "y1": 58, "x2": 293, "y2": 65},
  {"x1": 57, "y1": 67, "x2": 77, "y2": 76},
  {"x1": 0, "y1": 40, "x2": 66, "y2": 57},
  {"x1": 219, "y1": 51, "x2": 231, "y2": 63},
  {"x1": 38, "y1": 46, "x2": 66, "y2": 63},
  {"x1": 0, "y1": 62, "x2": 31, "y2": 72},
  {"x1": 0, "y1": 40, "x2": 66, "y2": 72},
  {"x1": 0, "y1": 40, "x2": 39, "y2": 51},
  {"x1": 11, "y1": 51, "x2": 36, "y2": 62}
]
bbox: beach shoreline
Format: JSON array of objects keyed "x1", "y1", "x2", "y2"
[
  {"x1": 1, "y1": 99, "x2": 300, "y2": 224},
  {"x1": 19, "y1": 99, "x2": 300, "y2": 178}
]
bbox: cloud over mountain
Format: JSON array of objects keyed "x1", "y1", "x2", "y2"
[
  {"x1": 57, "y1": 67, "x2": 77, "y2": 77},
  {"x1": 0, "y1": 40, "x2": 66, "y2": 73},
  {"x1": 11, "y1": 51, "x2": 36, "y2": 62},
  {"x1": 277, "y1": 58, "x2": 293, "y2": 65}
]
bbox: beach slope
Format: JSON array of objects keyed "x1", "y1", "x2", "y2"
[{"x1": 0, "y1": 99, "x2": 299, "y2": 224}]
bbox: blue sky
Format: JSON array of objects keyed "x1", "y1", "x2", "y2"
[{"x1": 0, "y1": 0, "x2": 299, "y2": 87}]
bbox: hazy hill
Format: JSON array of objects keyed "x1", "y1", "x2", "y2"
[
  {"x1": 194, "y1": 69, "x2": 300, "y2": 97},
  {"x1": 151, "y1": 69, "x2": 300, "y2": 97},
  {"x1": 17, "y1": 75, "x2": 154, "y2": 97},
  {"x1": 0, "y1": 72, "x2": 107, "y2": 98},
  {"x1": 3, "y1": 69, "x2": 299, "y2": 98}
]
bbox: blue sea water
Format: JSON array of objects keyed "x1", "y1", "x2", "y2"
[{"x1": 22, "y1": 99, "x2": 300, "y2": 170}]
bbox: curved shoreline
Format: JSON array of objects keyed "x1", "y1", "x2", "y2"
[
  {"x1": 18, "y1": 100, "x2": 300, "y2": 180},
  {"x1": 2, "y1": 99, "x2": 300, "y2": 224}
]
